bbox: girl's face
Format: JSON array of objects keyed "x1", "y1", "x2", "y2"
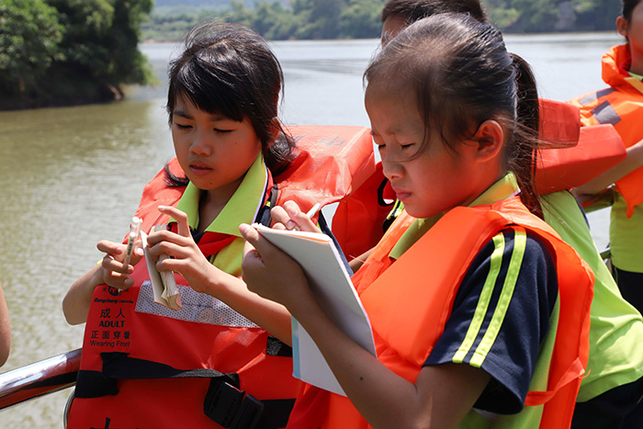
[
  {"x1": 619, "y1": 1, "x2": 643, "y2": 59},
  {"x1": 171, "y1": 97, "x2": 262, "y2": 200},
  {"x1": 365, "y1": 85, "x2": 486, "y2": 219}
]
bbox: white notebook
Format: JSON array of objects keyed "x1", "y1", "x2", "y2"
[{"x1": 253, "y1": 224, "x2": 376, "y2": 396}]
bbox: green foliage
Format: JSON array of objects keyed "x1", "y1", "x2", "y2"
[
  {"x1": 0, "y1": 0, "x2": 63, "y2": 97},
  {"x1": 1, "y1": 0, "x2": 625, "y2": 110},
  {"x1": 573, "y1": 0, "x2": 622, "y2": 31},
  {"x1": 1, "y1": 0, "x2": 154, "y2": 109},
  {"x1": 481, "y1": 0, "x2": 620, "y2": 33},
  {"x1": 145, "y1": 0, "x2": 618, "y2": 42},
  {"x1": 339, "y1": 0, "x2": 385, "y2": 39}
]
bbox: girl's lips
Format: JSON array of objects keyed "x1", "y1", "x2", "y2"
[
  {"x1": 189, "y1": 164, "x2": 213, "y2": 176},
  {"x1": 391, "y1": 186, "x2": 411, "y2": 200}
]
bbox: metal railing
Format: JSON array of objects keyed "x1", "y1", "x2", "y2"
[{"x1": 0, "y1": 348, "x2": 80, "y2": 410}]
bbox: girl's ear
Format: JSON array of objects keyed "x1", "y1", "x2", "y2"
[
  {"x1": 617, "y1": 16, "x2": 629, "y2": 37},
  {"x1": 469, "y1": 119, "x2": 504, "y2": 163}
]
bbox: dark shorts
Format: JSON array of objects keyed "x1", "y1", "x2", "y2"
[
  {"x1": 572, "y1": 375, "x2": 643, "y2": 429},
  {"x1": 613, "y1": 266, "x2": 643, "y2": 315}
]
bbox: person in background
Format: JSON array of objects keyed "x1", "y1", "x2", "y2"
[
  {"x1": 0, "y1": 281, "x2": 10, "y2": 367},
  {"x1": 570, "y1": 0, "x2": 643, "y2": 315},
  {"x1": 241, "y1": 14, "x2": 594, "y2": 428}
]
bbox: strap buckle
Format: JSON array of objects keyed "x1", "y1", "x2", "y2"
[{"x1": 204, "y1": 380, "x2": 264, "y2": 429}]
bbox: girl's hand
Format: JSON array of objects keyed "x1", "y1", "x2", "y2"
[
  {"x1": 97, "y1": 239, "x2": 144, "y2": 291},
  {"x1": 270, "y1": 200, "x2": 321, "y2": 233},
  {"x1": 240, "y1": 223, "x2": 314, "y2": 313},
  {"x1": 145, "y1": 206, "x2": 218, "y2": 294}
]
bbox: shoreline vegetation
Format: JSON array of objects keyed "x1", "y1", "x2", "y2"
[{"x1": 1, "y1": 0, "x2": 621, "y2": 110}]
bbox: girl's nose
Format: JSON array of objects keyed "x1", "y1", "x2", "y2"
[
  {"x1": 381, "y1": 156, "x2": 404, "y2": 181},
  {"x1": 189, "y1": 130, "x2": 213, "y2": 156}
]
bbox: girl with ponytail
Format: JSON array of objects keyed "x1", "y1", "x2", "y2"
[
  {"x1": 240, "y1": 13, "x2": 594, "y2": 428},
  {"x1": 380, "y1": 1, "x2": 643, "y2": 426}
]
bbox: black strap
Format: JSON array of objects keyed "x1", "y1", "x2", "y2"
[
  {"x1": 377, "y1": 177, "x2": 393, "y2": 207},
  {"x1": 75, "y1": 352, "x2": 294, "y2": 429},
  {"x1": 203, "y1": 379, "x2": 295, "y2": 429},
  {"x1": 74, "y1": 352, "x2": 238, "y2": 399},
  {"x1": 102, "y1": 352, "x2": 236, "y2": 381},
  {"x1": 257, "y1": 182, "x2": 279, "y2": 227}
]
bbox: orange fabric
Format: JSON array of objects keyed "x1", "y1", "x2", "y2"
[
  {"x1": 289, "y1": 197, "x2": 594, "y2": 429},
  {"x1": 538, "y1": 99, "x2": 580, "y2": 148},
  {"x1": 275, "y1": 125, "x2": 376, "y2": 211},
  {"x1": 569, "y1": 44, "x2": 643, "y2": 217},
  {"x1": 134, "y1": 157, "x2": 184, "y2": 234},
  {"x1": 70, "y1": 261, "x2": 299, "y2": 428},
  {"x1": 534, "y1": 99, "x2": 626, "y2": 194},
  {"x1": 332, "y1": 162, "x2": 394, "y2": 261},
  {"x1": 535, "y1": 124, "x2": 626, "y2": 194}
]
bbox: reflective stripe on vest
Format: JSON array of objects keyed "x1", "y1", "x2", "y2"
[{"x1": 569, "y1": 44, "x2": 643, "y2": 217}]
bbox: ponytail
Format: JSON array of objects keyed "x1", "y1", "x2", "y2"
[{"x1": 509, "y1": 53, "x2": 542, "y2": 217}]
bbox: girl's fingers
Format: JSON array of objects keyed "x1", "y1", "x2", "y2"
[
  {"x1": 239, "y1": 223, "x2": 280, "y2": 262},
  {"x1": 285, "y1": 202, "x2": 319, "y2": 232},
  {"x1": 239, "y1": 223, "x2": 262, "y2": 252},
  {"x1": 102, "y1": 254, "x2": 130, "y2": 274},
  {"x1": 97, "y1": 240, "x2": 124, "y2": 258},
  {"x1": 148, "y1": 240, "x2": 190, "y2": 261},
  {"x1": 157, "y1": 205, "x2": 191, "y2": 237},
  {"x1": 269, "y1": 205, "x2": 292, "y2": 228},
  {"x1": 270, "y1": 201, "x2": 320, "y2": 232}
]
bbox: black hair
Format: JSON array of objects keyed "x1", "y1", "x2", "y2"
[
  {"x1": 381, "y1": 0, "x2": 488, "y2": 25},
  {"x1": 165, "y1": 22, "x2": 295, "y2": 186},
  {"x1": 365, "y1": 14, "x2": 542, "y2": 214},
  {"x1": 622, "y1": 0, "x2": 642, "y2": 20}
]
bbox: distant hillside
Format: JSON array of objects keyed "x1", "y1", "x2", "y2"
[
  {"x1": 153, "y1": 0, "x2": 288, "y2": 12},
  {"x1": 143, "y1": 0, "x2": 621, "y2": 43}
]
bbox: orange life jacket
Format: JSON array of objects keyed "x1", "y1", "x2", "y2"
[
  {"x1": 289, "y1": 197, "x2": 594, "y2": 429},
  {"x1": 568, "y1": 44, "x2": 643, "y2": 217},
  {"x1": 535, "y1": 123, "x2": 626, "y2": 194},
  {"x1": 68, "y1": 125, "x2": 376, "y2": 429},
  {"x1": 69, "y1": 172, "x2": 298, "y2": 429}
]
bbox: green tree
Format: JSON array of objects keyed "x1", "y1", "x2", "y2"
[
  {"x1": 482, "y1": 0, "x2": 520, "y2": 29},
  {"x1": 45, "y1": 0, "x2": 154, "y2": 100},
  {"x1": 305, "y1": 0, "x2": 349, "y2": 39},
  {"x1": 339, "y1": 0, "x2": 384, "y2": 39},
  {"x1": 0, "y1": 0, "x2": 63, "y2": 99},
  {"x1": 255, "y1": 2, "x2": 299, "y2": 40},
  {"x1": 573, "y1": 0, "x2": 621, "y2": 31},
  {"x1": 224, "y1": 0, "x2": 255, "y2": 29},
  {"x1": 1, "y1": 0, "x2": 154, "y2": 109}
]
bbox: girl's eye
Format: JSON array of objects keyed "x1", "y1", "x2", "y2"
[
  {"x1": 175, "y1": 123, "x2": 191, "y2": 130},
  {"x1": 401, "y1": 143, "x2": 415, "y2": 150},
  {"x1": 214, "y1": 128, "x2": 232, "y2": 134}
]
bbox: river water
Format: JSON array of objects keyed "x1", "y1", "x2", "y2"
[{"x1": 0, "y1": 31, "x2": 621, "y2": 427}]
